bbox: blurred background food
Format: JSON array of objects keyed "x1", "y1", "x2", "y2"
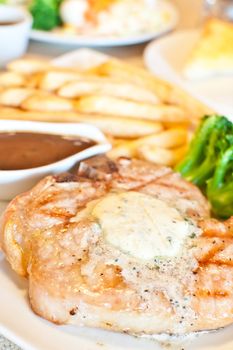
[
  {"x1": 26, "y1": 0, "x2": 171, "y2": 36},
  {"x1": 204, "y1": 0, "x2": 233, "y2": 21},
  {"x1": 183, "y1": 18, "x2": 233, "y2": 79},
  {"x1": 10, "y1": 0, "x2": 174, "y2": 40}
]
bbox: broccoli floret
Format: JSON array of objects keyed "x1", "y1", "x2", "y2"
[
  {"x1": 177, "y1": 114, "x2": 233, "y2": 218},
  {"x1": 29, "y1": 0, "x2": 62, "y2": 31},
  {"x1": 207, "y1": 145, "x2": 233, "y2": 218},
  {"x1": 176, "y1": 115, "x2": 233, "y2": 187}
]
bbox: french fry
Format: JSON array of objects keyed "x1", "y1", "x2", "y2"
[
  {"x1": 7, "y1": 59, "x2": 84, "y2": 75},
  {"x1": 7, "y1": 59, "x2": 49, "y2": 75},
  {"x1": 163, "y1": 121, "x2": 189, "y2": 129},
  {"x1": 108, "y1": 128, "x2": 188, "y2": 161},
  {"x1": 108, "y1": 140, "x2": 137, "y2": 159},
  {"x1": 0, "y1": 107, "x2": 78, "y2": 122},
  {"x1": 39, "y1": 71, "x2": 84, "y2": 91},
  {"x1": 21, "y1": 93, "x2": 74, "y2": 112},
  {"x1": 112, "y1": 138, "x2": 135, "y2": 144},
  {"x1": 138, "y1": 144, "x2": 188, "y2": 167},
  {"x1": 132, "y1": 128, "x2": 188, "y2": 149},
  {"x1": 91, "y1": 60, "x2": 212, "y2": 119},
  {"x1": 0, "y1": 107, "x2": 162, "y2": 138},
  {"x1": 88, "y1": 59, "x2": 170, "y2": 101},
  {"x1": 0, "y1": 88, "x2": 35, "y2": 107},
  {"x1": 26, "y1": 73, "x2": 45, "y2": 89},
  {"x1": 58, "y1": 77, "x2": 159, "y2": 104},
  {"x1": 167, "y1": 85, "x2": 214, "y2": 119},
  {"x1": 0, "y1": 72, "x2": 26, "y2": 87},
  {"x1": 72, "y1": 114, "x2": 164, "y2": 138},
  {"x1": 0, "y1": 107, "x2": 163, "y2": 138},
  {"x1": 75, "y1": 95, "x2": 187, "y2": 123}
]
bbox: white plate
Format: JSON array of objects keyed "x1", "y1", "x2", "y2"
[
  {"x1": 144, "y1": 29, "x2": 233, "y2": 118},
  {"x1": 1, "y1": 49, "x2": 233, "y2": 350},
  {"x1": 29, "y1": 2, "x2": 178, "y2": 47}
]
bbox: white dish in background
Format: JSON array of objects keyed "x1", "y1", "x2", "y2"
[
  {"x1": 0, "y1": 5, "x2": 32, "y2": 67},
  {"x1": 29, "y1": 1, "x2": 178, "y2": 47},
  {"x1": 0, "y1": 120, "x2": 110, "y2": 200},
  {"x1": 144, "y1": 29, "x2": 233, "y2": 118}
]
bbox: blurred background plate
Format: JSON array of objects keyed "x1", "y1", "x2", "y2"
[
  {"x1": 29, "y1": 1, "x2": 178, "y2": 47},
  {"x1": 144, "y1": 29, "x2": 233, "y2": 118}
]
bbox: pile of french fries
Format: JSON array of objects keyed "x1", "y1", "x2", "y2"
[{"x1": 0, "y1": 57, "x2": 212, "y2": 167}]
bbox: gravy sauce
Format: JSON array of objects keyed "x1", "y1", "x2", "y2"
[
  {"x1": 0, "y1": 132, "x2": 96, "y2": 170},
  {"x1": 0, "y1": 20, "x2": 22, "y2": 25}
]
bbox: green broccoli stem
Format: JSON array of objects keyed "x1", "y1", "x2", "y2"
[
  {"x1": 176, "y1": 115, "x2": 221, "y2": 177},
  {"x1": 207, "y1": 145, "x2": 233, "y2": 218},
  {"x1": 209, "y1": 145, "x2": 233, "y2": 189},
  {"x1": 183, "y1": 124, "x2": 220, "y2": 186}
]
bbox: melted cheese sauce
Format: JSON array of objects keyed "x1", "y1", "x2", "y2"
[{"x1": 92, "y1": 192, "x2": 190, "y2": 260}]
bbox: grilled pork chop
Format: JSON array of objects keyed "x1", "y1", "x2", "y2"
[{"x1": 1, "y1": 157, "x2": 233, "y2": 335}]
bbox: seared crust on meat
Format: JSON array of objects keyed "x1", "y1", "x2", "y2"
[{"x1": 3, "y1": 157, "x2": 233, "y2": 335}]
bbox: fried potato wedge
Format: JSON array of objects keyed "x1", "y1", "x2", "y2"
[
  {"x1": 26, "y1": 73, "x2": 45, "y2": 89},
  {"x1": 0, "y1": 107, "x2": 163, "y2": 138},
  {"x1": 167, "y1": 85, "x2": 214, "y2": 119},
  {"x1": 72, "y1": 114, "x2": 163, "y2": 138},
  {"x1": 138, "y1": 144, "x2": 188, "y2": 166},
  {"x1": 7, "y1": 59, "x2": 49, "y2": 75},
  {"x1": 109, "y1": 128, "x2": 188, "y2": 160},
  {"x1": 58, "y1": 77, "x2": 158, "y2": 103},
  {"x1": 0, "y1": 107, "x2": 77, "y2": 122},
  {"x1": 0, "y1": 88, "x2": 35, "y2": 107},
  {"x1": 133, "y1": 128, "x2": 188, "y2": 149},
  {"x1": 75, "y1": 95, "x2": 187, "y2": 123},
  {"x1": 108, "y1": 141, "x2": 136, "y2": 159},
  {"x1": 0, "y1": 72, "x2": 26, "y2": 87},
  {"x1": 88, "y1": 59, "x2": 170, "y2": 101},
  {"x1": 39, "y1": 71, "x2": 84, "y2": 91},
  {"x1": 91, "y1": 59, "x2": 212, "y2": 119},
  {"x1": 21, "y1": 93, "x2": 73, "y2": 112}
]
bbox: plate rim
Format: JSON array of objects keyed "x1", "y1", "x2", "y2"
[
  {"x1": 29, "y1": 1, "x2": 179, "y2": 47},
  {"x1": 143, "y1": 28, "x2": 233, "y2": 118}
]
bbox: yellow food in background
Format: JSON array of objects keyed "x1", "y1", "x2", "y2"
[{"x1": 184, "y1": 18, "x2": 233, "y2": 79}]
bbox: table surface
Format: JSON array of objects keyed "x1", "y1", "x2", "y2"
[{"x1": 0, "y1": 1, "x2": 202, "y2": 349}]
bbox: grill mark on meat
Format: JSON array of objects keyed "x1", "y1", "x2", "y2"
[
  {"x1": 78, "y1": 156, "x2": 118, "y2": 181},
  {"x1": 55, "y1": 173, "x2": 80, "y2": 183},
  {"x1": 198, "y1": 243, "x2": 225, "y2": 264},
  {"x1": 196, "y1": 290, "x2": 229, "y2": 298}
]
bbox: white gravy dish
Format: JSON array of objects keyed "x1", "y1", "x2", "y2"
[
  {"x1": 0, "y1": 120, "x2": 111, "y2": 200},
  {"x1": 0, "y1": 5, "x2": 32, "y2": 67}
]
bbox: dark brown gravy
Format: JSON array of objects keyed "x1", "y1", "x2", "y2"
[
  {"x1": 0, "y1": 20, "x2": 23, "y2": 26},
  {"x1": 0, "y1": 132, "x2": 96, "y2": 170}
]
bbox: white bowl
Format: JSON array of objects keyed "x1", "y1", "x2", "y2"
[
  {"x1": 0, "y1": 120, "x2": 111, "y2": 200},
  {"x1": 0, "y1": 5, "x2": 32, "y2": 67}
]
